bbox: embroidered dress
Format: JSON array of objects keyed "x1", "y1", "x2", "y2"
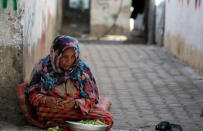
[{"x1": 26, "y1": 36, "x2": 113, "y2": 130}]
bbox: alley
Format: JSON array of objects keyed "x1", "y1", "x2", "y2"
[{"x1": 1, "y1": 0, "x2": 203, "y2": 131}]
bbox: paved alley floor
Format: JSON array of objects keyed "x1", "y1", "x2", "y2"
[
  {"x1": 79, "y1": 41, "x2": 203, "y2": 131},
  {"x1": 1, "y1": 41, "x2": 203, "y2": 131}
]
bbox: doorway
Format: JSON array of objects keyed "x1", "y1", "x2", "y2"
[
  {"x1": 61, "y1": 0, "x2": 90, "y2": 37},
  {"x1": 128, "y1": 0, "x2": 147, "y2": 43}
]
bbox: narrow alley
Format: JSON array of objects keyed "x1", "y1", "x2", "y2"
[{"x1": 0, "y1": 0, "x2": 203, "y2": 131}]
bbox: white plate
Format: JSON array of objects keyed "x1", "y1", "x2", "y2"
[{"x1": 65, "y1": 121, "x2": 108, "y2": 131}]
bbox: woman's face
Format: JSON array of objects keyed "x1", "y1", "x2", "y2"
[{"x1": 59, "y1": 48, "x2": 76, "y2": 70}]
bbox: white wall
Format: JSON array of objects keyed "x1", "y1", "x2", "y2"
[
  {"x1": 165, "y1": 0, "x2": 203, "y2": 51},
  {"x1": 164, "y1": 0, "x2": 203, "y2": 74},
  {"x1": 90, "y1": 0, "x2": 131, "y2": 37},
  {"x1": 24, "y1": 0, "x2": 57, "y2": 53},
  {"x1": 23, "y1": 0, "x2": 59, "y2": 81}
]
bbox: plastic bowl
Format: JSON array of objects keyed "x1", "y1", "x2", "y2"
[{"x1": 65, "y1": 121, "x2": 109, "y2": 131}]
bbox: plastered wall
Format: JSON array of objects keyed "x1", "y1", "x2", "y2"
[
  {"x1": 90, "y1": 0, "x2": 131, "y2": 37},
  {"x1": 0, "y1": 0, "x2": 25, "y2": 124},
  {"x1": 164, "y1": 0, "x2": 203, "y2": 74}
]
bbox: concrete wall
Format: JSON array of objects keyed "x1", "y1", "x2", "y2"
[
  {"x1": 90, "y1": 0, "x2": 131, "y2": 37},
  {"x1": 0, "y1": 0, "x2": 25, "y2": 124},
  {"x1": 164, "y1": 0, "x2": 203, "y2": 74},
  {"x1": 0, "y1": 0, "x2": 62, "y2": 125}
]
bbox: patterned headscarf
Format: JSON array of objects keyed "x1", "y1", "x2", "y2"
[{"x1": 26, "y1": 35, "x2": 99, "y2": 102}]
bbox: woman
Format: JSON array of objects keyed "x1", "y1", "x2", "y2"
[{"x1": 26, "y1": 35, "x2": 113, "y2": 130}]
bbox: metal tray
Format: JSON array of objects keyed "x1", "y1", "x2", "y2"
[{"x1": 65, "y1": 121, "x2": 109, "y2": 131}]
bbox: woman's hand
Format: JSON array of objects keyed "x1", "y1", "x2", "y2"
[
  {"x1": 63, "y1": 97, "x2": 75, "y2": 110},
  {"x1": 42, "y1": 96, "x2": 61, "y2": 108},
  {"x1": 41, "y1": 96, "x2": 75, "y2": 110},
  {"x1": 74, "y1": 98, "x2": 95, "y2": 115}
]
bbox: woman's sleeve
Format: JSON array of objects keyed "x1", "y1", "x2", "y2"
[
  {"x1": 84, "y1": 67, "x2": 99, "y2": 103},
  {"x1": 26, "y1": 61, "x2": 45, "y2": 107},
  {"x1": 27, "y1": 71, "x2": 45, "y2": 107},
  {"x1": 29, "y1": 91, "x2": 45, "y2": 107},
  {"x1": 26, "y1": 60, "x2": 43, "y2": 94},
  {"x1": 74, "y1": 98, "x2": 95, "y2": 115},
  {"x1": 74, "y1": 67, "x2": 100, "y2": 115}
]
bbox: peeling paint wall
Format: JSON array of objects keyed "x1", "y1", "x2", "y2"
[
  {"x1": 164, "y1": 0, "x2": 203, "y2": 74},
  {"x1": 90, "y1": 0, "x2": 131, "y2": 37},
  {"x1": 23, "y1": 0, "x2": 61, "y2": 81}
]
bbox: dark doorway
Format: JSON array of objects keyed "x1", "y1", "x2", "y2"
[
  {"x1": 61, "y1": 0, "x2": 90, "y2": 37},
  {"x1": 127, "y1": 0, "x2": 146, "y2": 43}
]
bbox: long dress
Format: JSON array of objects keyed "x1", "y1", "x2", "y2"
[{"x1": 29, "y1": 79, "x2": 113, "y2": 130}]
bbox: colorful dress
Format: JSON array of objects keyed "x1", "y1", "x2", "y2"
[{"x1": 26, "y1": 36, "x2": 113, "y2": 130}]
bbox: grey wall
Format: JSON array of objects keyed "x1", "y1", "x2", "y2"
[{"x1": 0, "y1": 0, "x2": 25, "y2": 125}]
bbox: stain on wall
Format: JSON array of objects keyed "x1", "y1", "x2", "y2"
[
  {"x1": 90, "y1": 0, "x2": 131, "y2": 37},
  {"x1": 165, "y1": 0, "x2": 203, "y2": 75},
  {"x1": 195, "y1": 0, "x2": 201, "y2": 8},
  {"x1": 96, "y1": 0, "x2": 110, "y2": 10},
  {"x1": 0, "y1": 46, "x2": 25, "y2": 125},
  {"x1": 165, "y1": 33, "x2": 203, "y2": 74},
  {"x1": 168, "y1": 0, "x2": 201, "y2": 9}
]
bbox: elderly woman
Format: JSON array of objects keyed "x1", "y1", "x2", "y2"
[{"x1": 26, "y1": 35, "x2": 113, "y2": 130}]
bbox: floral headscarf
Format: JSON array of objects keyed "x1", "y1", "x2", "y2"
[{"x1": 26, "y1": 35, "x2": 99, "y2": 103}]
